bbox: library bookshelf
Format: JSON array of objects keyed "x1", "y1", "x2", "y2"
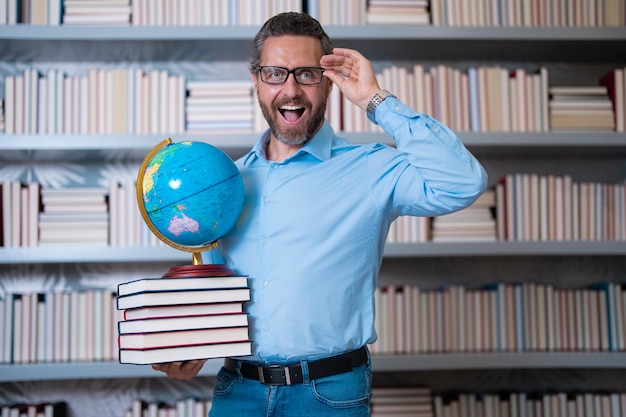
[{"x1": 1, "y1": 18, "x2": 626, "y2": 417}]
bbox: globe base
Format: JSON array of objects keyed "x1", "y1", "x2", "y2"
[{"x1": 162, "y1": 263, "x2": 237, "y2": 278}]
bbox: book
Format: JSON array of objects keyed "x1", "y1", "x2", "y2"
[
  {"x1": 123, "y1": 302, "x2": 245, "y2": 321},
  {"x1": 117, "y1": 275, "x2": 248, "y2": 297},
  {"x1": 598, "y1": 68, "x2": 625, "y2": 132},
  {"x1": 371, "y1": 386, "x2": 434, "y2": 416},
  {"x1": 119, "y1": 340, "x2": 251, "y2": 364},
  {"x1": 44, "y1": 402, "x2": 67, "y2": 417},
  {"x1": 118, "y1": 326, "x2": 249, "y2": 349},
  {"x1": 40, "y1": 187, "x2": 108, "y2": 198},
  {"x1": 63, "y1": 12, "x2": 131, "y2": 25},
  {"x1": 118, "y1": 312, "x2": 249, "y2": 334},
  {"x1": 117, "y1": 288, "x2": 251, "y2": 310},
  {"x1": 39, "y1": 226, "x2": 109, "y2": 243}
]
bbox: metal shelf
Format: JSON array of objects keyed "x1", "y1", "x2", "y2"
[
  {"x1": 1, "y1": 25, "x2": 624, "y2": 62},
  {"x1": 372, "y1": 352, "x2": 626, "y2": 372},
  {"x1": 0, "y1": 358, "x2": 224, "y2": 382},
  {"x1": 384, "y1": 241, "x2": 626, "y2": 257},
  {"x1": 2, "y1": 352, "x2": 625, "y2": 382},
  {"x1": 2, "y1": 25, "x2": 624, "y2": 41},
  {"x1": 1, "y1": 242, "x2": 624, "y2": 265},
  {"x1": 1, "y1": 132, "x2": 625, "y2": 162}
]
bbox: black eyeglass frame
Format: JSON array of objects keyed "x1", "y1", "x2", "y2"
[{"x1": 254, "y1": 66, "x2": 326, "y2": 85}]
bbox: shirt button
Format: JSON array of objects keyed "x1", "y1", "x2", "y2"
[
  {"x1": 264, "y1": 197, "x2": 270, "y2": 203},
  {"x1": 264, "y1": 324, "x2": 270, "y2": 330},
  {"x1": 261, "y1": 238, "x2": 268, "y2": 244},
  {"x1": 263, "y1": 281, "x2": 269, "y2": 287}
]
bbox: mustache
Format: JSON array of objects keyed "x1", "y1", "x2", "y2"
[{"x1": 275, "y1": 98, "x2": 309, "y2": 108}]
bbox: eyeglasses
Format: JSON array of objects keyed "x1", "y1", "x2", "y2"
[{"x1": 254, "y1": 66, "x2": 325, "y2": 85}]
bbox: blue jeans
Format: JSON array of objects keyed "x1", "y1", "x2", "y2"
[{"x1": 209, "y1": 353, "x2": 372, "y2": 417}]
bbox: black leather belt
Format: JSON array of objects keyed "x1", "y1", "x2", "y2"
[{"x1": 223, "y1": 346, "x2": 368, "y2": 385}]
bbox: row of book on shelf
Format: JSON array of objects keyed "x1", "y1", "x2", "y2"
[
  {"x1": 60, "y1": 387, "x2": 626, "y2": 417},
  {"x1": 496, "y1": 173, "x2": 626, "y2": 242},
  {"x1": 370, "y1": 281, "x2": 626, "y2": 355},
  {"x1": 316, "y1": 0, "x2": 626, "y2": 27},
  {"x1": 2, "y1": 175, "x2": 625, "y2": 249},
  {"x1": 3, "y1": 278, "x2": 625, "y2": 365},
  {"x1": 124, "y1": 398, "x2": 212, "y2": 417},
  {"x1": 372, "y1": 388, "x2": 626, "y2": 417},
  {"x1": 124, "y1": 387, "x2": 437, "y2": 417},
  {"x1": 120, "y1": 387, "x2": 626, "y2": 417},
  {"x1": 0, "y1": 182, "x2": 164, "y2": 248},
  {"x1": 3, "y1": 67, "x2": 187, "y2": 136},
  {"x1": 0, "y1": 402, "x2": 67, "y2": 417},
  {"x1": 430, "y1": 0, "x2": 626, "y2": 27},
  {"x1": 5, "y1": 388, "x2": 626, "y2": 417},
  {"x1": 431, "y1": 390, "x2": 626, "y2": 417},
  {"x1": 337, "y1": 65, "x2": 626, "y2": 133},
  {"x1": 0, "y1": 0, "x2": 304, "y2": 26},
  {"x1": 3, "y1": 64, "x2": 626, "y2": 136},
  {"x1": 3, "y1": 0, "x2": 625, "y2": 27},
  {"x1": 0, "y1": 0, "x2": 433, "y2": 27},
  {"x1": 0, "y1": 289, "x2": 121, "y2": 364},
  {"x1": 0, "y1": 271, "x2": 253, "y2": 365}
]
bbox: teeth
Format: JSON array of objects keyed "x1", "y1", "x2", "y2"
[{"x1": 280, "y1": 105, "x2": 303, "y2": 110}]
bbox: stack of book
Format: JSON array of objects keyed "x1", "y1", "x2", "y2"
[
  {"x1": 549, "y1": 86, "x2": 615, "y2": 131},
  {"x1": 62, "y1": 0, "x2": 132, "y2": 26},
  {"x1": 599, "y1": 68, "x2": 626, "y2": 132},
  {"x1": 430, "y1": 189, "x2": 496, "y2": 242},
  {"x1": 39, "y1": 187, "x2": 109, "y2": 246},
  {"x1": 185, "y1": 80, "x2": 254, "y2": 134},
  {"x1": 116, "y1": 272, "x2": 251, "y2": 365},
  {"x1": 366, "y1": 0, "x2": 430, "y2": 25},
  {"x1": 371, "y1": 387, "x2": 434, "y2": 417}
]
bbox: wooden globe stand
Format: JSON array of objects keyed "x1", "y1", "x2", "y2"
[{"x1": 161, "y1": 249, "x2": 237, "y2": 278}]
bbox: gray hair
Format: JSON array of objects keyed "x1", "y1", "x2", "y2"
[{"x1": 249, "y1": 12, "x2": 334, "y2": 71}]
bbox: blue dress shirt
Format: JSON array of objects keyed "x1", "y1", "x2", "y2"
[{"x1": 206, "y1": 97, "x2": 487, "y2": 362}]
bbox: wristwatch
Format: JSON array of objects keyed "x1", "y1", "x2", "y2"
[{"x1": 366, "y1": 89, "x2": 396, "y2": 124}]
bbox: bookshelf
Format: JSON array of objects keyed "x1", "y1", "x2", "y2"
[{"x1": 1, "y1": 17, "x2": 626, "y2": 417}]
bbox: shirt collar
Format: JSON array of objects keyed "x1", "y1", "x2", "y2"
[{"x1": 242, "y1": 120, "x2": 334, "y2": 166}]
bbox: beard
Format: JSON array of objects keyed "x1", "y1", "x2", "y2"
[{"x1": 258, "y1": 95, "x2": 327, "y2": 146}]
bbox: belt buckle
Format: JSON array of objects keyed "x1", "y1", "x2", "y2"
[{"x1": 258, "y1": 365, "x2": 292, "y2": 385}]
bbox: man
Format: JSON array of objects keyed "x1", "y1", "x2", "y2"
[{"x1": 153, "y1": 11, "x2": 487, "y2": 417}]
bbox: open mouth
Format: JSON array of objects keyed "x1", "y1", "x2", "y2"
[{"x1": 279, "y1": 105, "x2": 306, "y2": 123}]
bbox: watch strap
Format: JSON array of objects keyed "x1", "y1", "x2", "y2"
[{"x1": 366, "y1": 89, "x2": 396, "y2": 123}]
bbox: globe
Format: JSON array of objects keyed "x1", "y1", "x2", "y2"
[{"x1": 136, "y1": 138, "x2": 244, "y2": 265}]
